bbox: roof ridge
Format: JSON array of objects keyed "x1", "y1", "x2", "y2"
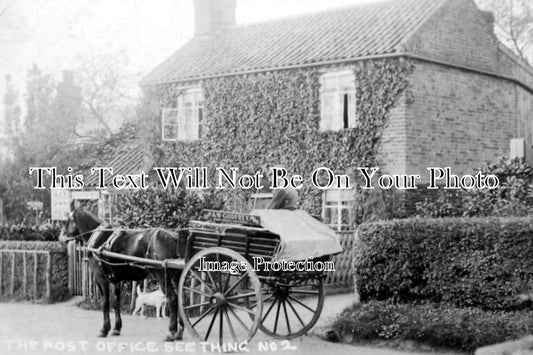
[
  {"x1": 141, "y1": 0, "x2": 448, "y2": 85},
  {"x1": 233, "y1": 0, "x2": 397, "y2": 28}
]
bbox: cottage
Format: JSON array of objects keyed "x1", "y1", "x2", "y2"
[{"x1": 141, "y1": 0, "x2": 533, "y2": 228}]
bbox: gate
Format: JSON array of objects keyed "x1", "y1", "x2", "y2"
[{"x1": 67, "y1": 241, "x2": 99, "y2": 300}]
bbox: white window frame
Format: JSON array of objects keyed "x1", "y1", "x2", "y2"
[
  {"x1": 319, "y1": 70, "x2": 356, "y2": 132},
  {"x1": 321, "y1": 189, "x2": 355, "y2": 231},
  {"x1": 162, "y1": 88, "x2": 204, "y2": 141}
]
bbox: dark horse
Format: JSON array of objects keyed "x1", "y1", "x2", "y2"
[{"x1": 59, "y1": 206, "x2": 186, "y2": 341}]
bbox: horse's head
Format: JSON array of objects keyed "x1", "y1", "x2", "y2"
[
  {"x1": 59, "y1": 206, "x2": 103, "y2": 244},
  {"x1": 59, "y1": 210, "x2": 81, "y2": 244}
]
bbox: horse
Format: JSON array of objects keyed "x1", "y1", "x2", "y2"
[{"x1": 59, "y1": 206, "x2": 186, "y2": 341}]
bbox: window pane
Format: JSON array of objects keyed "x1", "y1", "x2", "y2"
[
  {"x1": 339, "y1": 73, "x2": 354, "y2": 90},
  {"x1": 341, "y1": 208, "x2": 350, "y2": 226},
  {"x1": 320, "y1": 93, "x2": 335, "y2": 131},
  {"x1": 320, "y1": 72, "x2": 356, "y2": 132},
  {"x1": 163, "y1": 109, "x2": 179, "y2": 125},
  {"x1": 323, "y1": 208, "x2": 332, "y2": 225},
  {"x1": 348, "y1": 92, "x2": 356, "y2": 128},
  {"x1": 163, "y1": 125, "x2": 178, "y2": 140},
  {"x1": 182, "y1": 92, "x2": 195, "y2": 105},
  {"x1": 321, "y1": 75, "x2": 338, "y2": 91},
  {"x1": 330, "y1": 208, "x2": 338, "y2": 226},
  {"x1": 173, "y1": 89, "x2": 204, "y2": 141},
  {"x1": 198, "y1": 107, "x2": 204, "y2": 138}
]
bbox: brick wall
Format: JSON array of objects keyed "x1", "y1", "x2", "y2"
[
  {"x1": 404, "y1": 61, "x2": 516, "y2": 181},
  {"x1": 378, "y1": 94, "x2": 408, "y2": 176}
]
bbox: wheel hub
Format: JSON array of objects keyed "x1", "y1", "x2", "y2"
[
  {"x1": 273, "y1": 286, "x2": 289, "y2": 300},
  {"x1": 209, "y1": 292, "x2": 226, "y2": 308}
]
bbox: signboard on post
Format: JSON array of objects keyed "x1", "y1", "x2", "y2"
[
  {"x1": 26, "y1": 201, "x2": 43, "y2": 210},
  {"x1": 71, "y1": 190, "x2": 100, "y2": 200},
  {"x1": 51, "y1": 189, "x2": 72, "y2": 221}
]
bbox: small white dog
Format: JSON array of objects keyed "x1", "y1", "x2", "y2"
[{"x1": 132, "y1": 285, "x2": 167, "y2": 319}]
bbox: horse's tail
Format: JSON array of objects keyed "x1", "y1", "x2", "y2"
[{"x1": 136, "y1": 285, "x2": 142, "y2": 296}]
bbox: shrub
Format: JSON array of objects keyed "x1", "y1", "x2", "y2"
[
  {"x1": 330, "y1": 301, "x2": 533, "y2": 352},
  {"x1": 416, "y1": 157, "x2": 533, "y2": 217},
  {"x1": 354, "y1": 217, "x2": 533, "y2": 310},
  {"x1": 117, "y1": 187, "x2": 224, "y2": 229},
  {"x1": 0, "y1": 224, "x2": 61, "y2": 241}
]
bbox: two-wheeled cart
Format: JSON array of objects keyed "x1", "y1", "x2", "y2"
[{"x1": 85, "y1": 209, "x2": 343, "y2": 345}]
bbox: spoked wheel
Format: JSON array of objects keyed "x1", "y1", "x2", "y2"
[
  {"x1": 178, "y1": 247, "x2": 263, "y2": 345},
  {"x1": 250, "y1": 275, "x2": 324, "y2": 339}
]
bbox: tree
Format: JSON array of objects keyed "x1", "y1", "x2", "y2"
[
  {"x1": 476, "y1": 0, "x2": 533, "y2": 65},
  {"x1": 3, "y1": 74, "x2": 22, "y2": 152},
  {"x1": 22, "y1": 64, "x2": 58, "y2": 162},
  {"x1": 75, "y1": 52, "x2": 138, "y2": 142}
]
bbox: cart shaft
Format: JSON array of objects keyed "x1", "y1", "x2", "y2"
[{"x1": 83, "y1": 247, "x2": 185, "y2": 269}]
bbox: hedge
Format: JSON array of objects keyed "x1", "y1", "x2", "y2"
[
  {"x1": 354, "y1": 217, "x2": 533, "y2": 310},
  {"x1": 0, "y1": 225, "x2": 61, "y2": 241},
  {"x1": 0, "y1": 241, "x2": 68, "y2": 302},
  {"x1": 329, "y1": 301, "x2": 533, "y2": 352}
]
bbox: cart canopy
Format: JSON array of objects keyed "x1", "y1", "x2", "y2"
[{"x1": 251, "y1": 210, "x2": 343, "y2": 261}]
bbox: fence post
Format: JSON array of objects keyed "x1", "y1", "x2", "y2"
[
  {"x1": 46, "y1": 252, "x2": 52, "y2": 300},
  {"x1": 67, "y1": 242, "x2": 72, "y2": 293},
  {"x1": 22, "y1": 252, "x2": 27, "y2": 298},
  {"x1": 82, "y1": 257, "x2": 88, "y2": 300},
  {"x1": 33, "y1": 251, "x2": 38, "y2": 299},
  {"x1": 0, "y1": 252, "x2": 3, "y2": 295},
  {"x1": 10, "y1": 251, "x2": 15, "y2": 295}
]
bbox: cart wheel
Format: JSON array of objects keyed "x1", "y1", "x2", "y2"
[
  {"x1": 178, "y1": 247, "x2": 263, "y2": 345},
  {"x1": 251, "y1": 276, "x2": 324, "y2": 339}
]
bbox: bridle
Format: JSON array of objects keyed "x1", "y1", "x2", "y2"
[{"x1": 59, "y1": 211, "x2": 86, "y2": 243}]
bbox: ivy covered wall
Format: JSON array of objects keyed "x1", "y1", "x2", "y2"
[{"x1": 141, "y1": 58, "x2": 414, "y2": 216}]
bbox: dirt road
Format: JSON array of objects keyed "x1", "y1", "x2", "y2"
[{"x1": 0, "y1": 295, "x2": 446, "y2": 355}]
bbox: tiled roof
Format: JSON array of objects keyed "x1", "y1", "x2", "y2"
[
  {"x1": 84, "y1": 142, "x2": 147, "y2": 187},
  {"x1": 141, "y1": 0, "x2": 445, "y2": 85}
]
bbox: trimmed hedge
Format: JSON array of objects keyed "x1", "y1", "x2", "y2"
[
  {"x1": 0, "y1": 225, "x2": 61, "y2": 241},
  {"x1": 354, "y1": 217, "x2": 533, "y2": 310},
  {"x1": 0, "y1": 241, "x2": 68, "y2": 302},
  {"x1": 330, "y1": 301, "x2": 533, "y2": 352}
]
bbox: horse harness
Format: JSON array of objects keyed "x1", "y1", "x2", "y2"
[{"x1": 85, "y1": 226, "x2": 182, "y2": 293}]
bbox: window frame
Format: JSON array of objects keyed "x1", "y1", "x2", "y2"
[
  {"x1": 319, "y1": 70, "x2": 357, "y2": 132},
  {"x1": 162, "y1": 87, "x2": 204, "y2": 142},
  {"x1": 321, "y1": 189, "x2": 355, "y2": 231}
]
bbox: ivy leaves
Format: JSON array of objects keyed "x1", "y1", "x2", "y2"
[{"x1": 143, "y1": 58, "x2": 413, "y2": 214}]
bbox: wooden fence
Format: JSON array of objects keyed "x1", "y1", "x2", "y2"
[
  {"x1": 67, "y1": 241, "x2": 100, "y2": 300},
  {"x1": 0, "y1": 249, "x2": 59, "y2": 300}
]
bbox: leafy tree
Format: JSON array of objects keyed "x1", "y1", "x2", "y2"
[{"x1": 75, "y1": 52, "x2": 138, "y2": 141}]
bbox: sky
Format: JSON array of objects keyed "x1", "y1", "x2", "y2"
[{"x1": 0, "y1": 0, "x2": 382, "y2": 131}]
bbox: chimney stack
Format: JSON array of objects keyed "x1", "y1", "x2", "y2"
[{"x1": 194, "y1": 0, "x2": 236, "y2": 36}]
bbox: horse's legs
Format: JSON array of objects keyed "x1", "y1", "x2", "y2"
[
  {"x1": 154, "y1": 272, "x2": 178, "y2": 341},
  {"x1": 111, "y1": 282, "x2": 122, "y2": 336},
  {"x1": 98, "y1": 279, "x2": 111, "y2": 337}
]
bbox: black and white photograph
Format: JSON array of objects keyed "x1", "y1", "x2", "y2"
[{"x1": 1, "y1": 0, "x2": 533, "y2": 354}]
